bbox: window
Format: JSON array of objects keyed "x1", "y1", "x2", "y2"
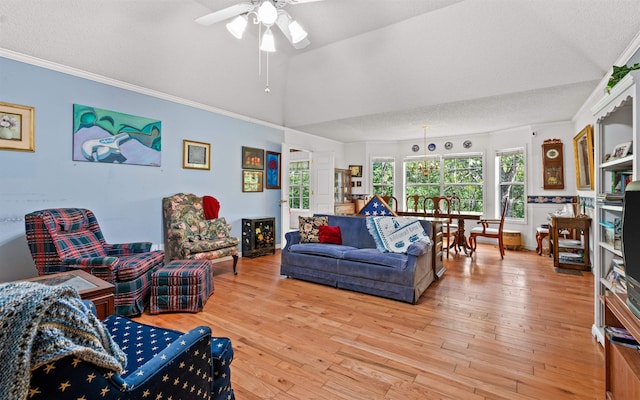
[
  {"x1": 405, "y1": 154, "x2": 483, "y2": 212},
  {"x1": 289, "y1": 160, "x2": 310, "y2": 209},
  {"x1": 371, "y1": 157, "x2": 394, "y2": 197},
  {"x1": 443, "y1": 155, "x2": 483, "y2": 213},
  {"x1": 405, "y1": 157, "x2": 441, "y2": 211},
  {"x1": 496, "y1": 148, "x2": 525, "y2": 219}
]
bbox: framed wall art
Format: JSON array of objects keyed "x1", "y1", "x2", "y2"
[
  {"x1": 611, "y1": 141, "x2": 632, "y2": 160},
  {"x1": 242, "y1": 170, "x2": 263, "y2": 192},
  {"x1": 242, "y1": 146, "x2": 264, "y2": 170},
  {"x1": 349, "y1": 165, "x2": 363, "y2": 178},
  {"x1": 72, "y1": 104, "x2": 161, "y2": 166},
  {"x1": 265, "y1": 151, "x2": 281, "y2": 189},
  {"x1": 572, "y1": 125, "x2": 594, "y2": 190},
  {"x1": 0, "y1": 101, "x2": 35, "y2": 152},
  {"x1": 542, "y1": 138, "x2": 564, "y2": 190},
  {"x1": 182, "y1": 139, "x2": 210, "y2": 170}
]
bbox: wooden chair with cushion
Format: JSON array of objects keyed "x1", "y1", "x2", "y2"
[{"x1": 469, "y1": 198, "x2": 509, "y2": 259}]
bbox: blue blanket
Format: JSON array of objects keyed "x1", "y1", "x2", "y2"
[{"x1": 0, "y1": 281, "x2": 126, "y2": 400}]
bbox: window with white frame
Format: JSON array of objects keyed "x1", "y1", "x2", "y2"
[
  {"x1": 405, "y1": 157, "x2": 441, "y2": 211},
  {"x1": 496, "y1": 148, "x2": 525, "y2": 219},
  {"x1": 443, "y1": 154, "x2": 484, "y2": 213},
  {"x1": 371, "y1": 157, "x2": 394, "y2": 197},
  {"x1": 405, "y1": 154, "x2": 483, "y2": 212},
  {"x1": 289, "y1": 160, "x2": 310, "y2": 210}
]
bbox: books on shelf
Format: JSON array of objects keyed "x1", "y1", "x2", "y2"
[
  {"x1": 605, "y1": 326, "x2": 639, "y2": 349},
  {"x1": 605, "y1": 258, "x2": 627, "y2": 293}
]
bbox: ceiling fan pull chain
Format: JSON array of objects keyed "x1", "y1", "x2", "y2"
[{"x1": 265, "y1": 52, "x2": 270, "y2": 93}]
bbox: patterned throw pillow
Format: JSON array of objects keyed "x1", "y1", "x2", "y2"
[
  {"x1": 299, "y1": 216, "x2": 328, "y2": 243},
  {"x1": 201, "y1": 217, "x2": 231, "y2": 239}
]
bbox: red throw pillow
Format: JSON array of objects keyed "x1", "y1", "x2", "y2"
[{"x1": 319, "y1": 225, "x2": 342, "y2": 245}]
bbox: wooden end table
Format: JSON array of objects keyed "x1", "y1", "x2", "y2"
[{"x1": 22, "y1": 270, "x2": 115, "y2": 319}]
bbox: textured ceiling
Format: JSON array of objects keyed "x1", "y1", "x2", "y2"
[{"x1": 1, "y1": 0, "x2": 640, "y2": 142}]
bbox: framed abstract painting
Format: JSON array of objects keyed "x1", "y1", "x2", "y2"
[{"x1": 265, "y1": 151, "x2": 281, "y2": 189}]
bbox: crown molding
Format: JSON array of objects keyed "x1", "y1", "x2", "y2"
[{"x1": 0, "y1": 48, "x2": 284, "y2": 132}]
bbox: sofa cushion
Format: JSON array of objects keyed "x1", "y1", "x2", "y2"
[
  {"x1": 319, "y1": 225, "x2": 342, "y2": 245},
  {"x1": 289, "y1": 243, "x2": 357, "y2": 259},
  {"x1": 299, "y1": 216, "x2": 328, "y2": 243},
  {"x1": 341, "y1": 248, "x2": 408, "y2": 269}
]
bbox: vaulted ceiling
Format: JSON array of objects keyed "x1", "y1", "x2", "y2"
[{"x1": 1, "y1": 0, "x2": 640, "y2": 142}]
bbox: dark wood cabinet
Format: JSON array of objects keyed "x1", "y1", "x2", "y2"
[{"x1": 242, "y1": 217, "x2": 276, "y2": 258}]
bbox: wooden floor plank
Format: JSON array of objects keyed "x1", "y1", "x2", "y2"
[{"x1": 134, "y1": 244, "x2": 605, "y2": 399}]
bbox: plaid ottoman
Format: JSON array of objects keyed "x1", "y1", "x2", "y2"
[{"x1": 150, "y1": 259, "x2": 213, "y2": 314}]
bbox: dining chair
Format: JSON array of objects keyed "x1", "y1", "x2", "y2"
[
  {"x1": 469, "y1": 198, "x2": 509, "y2": 259},
  {"x1": 425, "y1": 196, "x2": 456, "y2": 258},
  {"x1": 381, "y1": 195, "x2": 399, "y2": 213},
  {"x1": 406, "y1": 194, "x2": 425, "y2": 212}
]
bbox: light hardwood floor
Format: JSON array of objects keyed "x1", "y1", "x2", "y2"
[{"x1": 135, "y1": 244, "x2": 605, "y2": 400}]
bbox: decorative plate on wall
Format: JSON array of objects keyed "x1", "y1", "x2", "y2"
[
  {"x1": 463, "y1": 140, "x2": 472, "y2": 149},
  {"x1": 428, "y1": 143, "x2": 436, "y2": 151},
  {"x1": 412, "y1": 144, "x2": 419, "y2": 152},
  {"x1": 444, "y1": 142, "x2": 453, "y2": 150}
]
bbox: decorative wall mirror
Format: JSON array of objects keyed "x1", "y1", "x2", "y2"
[{"x1": 542, "y1": 139, "x2": 564, "y2": 190}]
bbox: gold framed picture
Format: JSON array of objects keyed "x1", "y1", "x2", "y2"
[
  {"x1": 349, "y1": 164, "x2": 363, "y2": 177},
  {"x1": 242, "y1": 170, "x2": 263, "y2": 192},
  {"x1": 572, "y1": 125, "x2": 594, "y2": 190},
  {"x1": 182, "y1": 140, "x2": 211, "y2": 170},
  {"x1": 0, "y1": 101, "x2": 35, "y2": 152}
]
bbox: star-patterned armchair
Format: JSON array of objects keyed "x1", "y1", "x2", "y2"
[{"x1": 28, "y1": 312, "x2": 236, "y2": 400}]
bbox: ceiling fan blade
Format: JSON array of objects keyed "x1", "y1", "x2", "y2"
[
  {"x1": 195, "y1": 3, "x2": 255, "y2": 26},
  {"x1": 276, "y1": 11, "x2": 310, "y2": 49},
  {"x1": 287, "y1": 0, "x2": 324, "y2": 4}
]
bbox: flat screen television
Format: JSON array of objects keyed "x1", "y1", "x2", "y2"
[{"x1": 623, "y1": 181, "x2": 640, "y2": 319}]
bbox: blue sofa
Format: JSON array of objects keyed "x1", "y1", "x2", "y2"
[{"x1": 281, "y1": 214, "x2": 435, "y2": 303}]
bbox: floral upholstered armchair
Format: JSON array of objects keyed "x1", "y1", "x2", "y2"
[{"x1": 162, "y1": 193, "x2": 239, "y2": 274}]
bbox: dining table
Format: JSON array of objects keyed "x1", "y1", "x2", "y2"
[{"x1": 397, "y1": 211, "x2": 482, "y2": 256}]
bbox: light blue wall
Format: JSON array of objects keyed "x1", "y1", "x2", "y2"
[{"x1": 0, "y1": 56, "x2": 284, "y2": 281}]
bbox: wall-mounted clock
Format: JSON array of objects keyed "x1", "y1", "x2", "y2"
[{"x1": 542, "y1": 139, "x2": 564, "y2": 190}]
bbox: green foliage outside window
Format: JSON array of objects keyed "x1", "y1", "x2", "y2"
[
  {"x1": 289, "y1": 161, "x2": 310, "y2": 209},
  {"x1": 405, "y1": 156, "x2": 483, "y2": 212},
  {"x1": 498, "y1": 150, "x2": 525, "y2": 219},
  {"x1": 372, "y1": 159, "x2": 394, "y2": 197}
]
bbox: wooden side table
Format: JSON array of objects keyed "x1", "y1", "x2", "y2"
[{"x1": 22, "y1": 270, "x2": 115, "y2": 319}]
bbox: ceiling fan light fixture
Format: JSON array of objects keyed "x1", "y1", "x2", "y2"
[
  {"x1": 288, "y1": 20, "x2": 308, "y2": 44},
  {"x1": 257, "y1": 1, "x2": 278, "y2": 26},
  {"x1": 260, "y1": 28, "x2": 276, "y2": 52},
  {"x1": 226, "y1": 14, "x2": 248, "y2": 39}
]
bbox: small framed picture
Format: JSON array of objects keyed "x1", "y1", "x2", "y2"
[
  {"x1": 349, "y1": 165, "x2": 363, "y2": 178},
  {"x1": 611, "y1": 141, "x2": 632, "y2": 160},
  {"x1": 182, "y1": 140, "x2": 210, "y2": 170},
  {"x1": 0, "y1": 101, "x2": 35, "y2": 152},
  {"x1": 242, "y1": 170, "x2": 263, "y2": 192},
  {"x1": 242, "y1": 146, "x2": 264, "y2": 170}
]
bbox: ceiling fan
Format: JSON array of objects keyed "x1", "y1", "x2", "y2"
[{"x1": 195, "y1": 0, "x2": 323, "y2": 50}]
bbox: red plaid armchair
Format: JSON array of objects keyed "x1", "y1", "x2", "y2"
[{"x1": 24, "y1": 208, "x2": 165, "y2": 316}]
